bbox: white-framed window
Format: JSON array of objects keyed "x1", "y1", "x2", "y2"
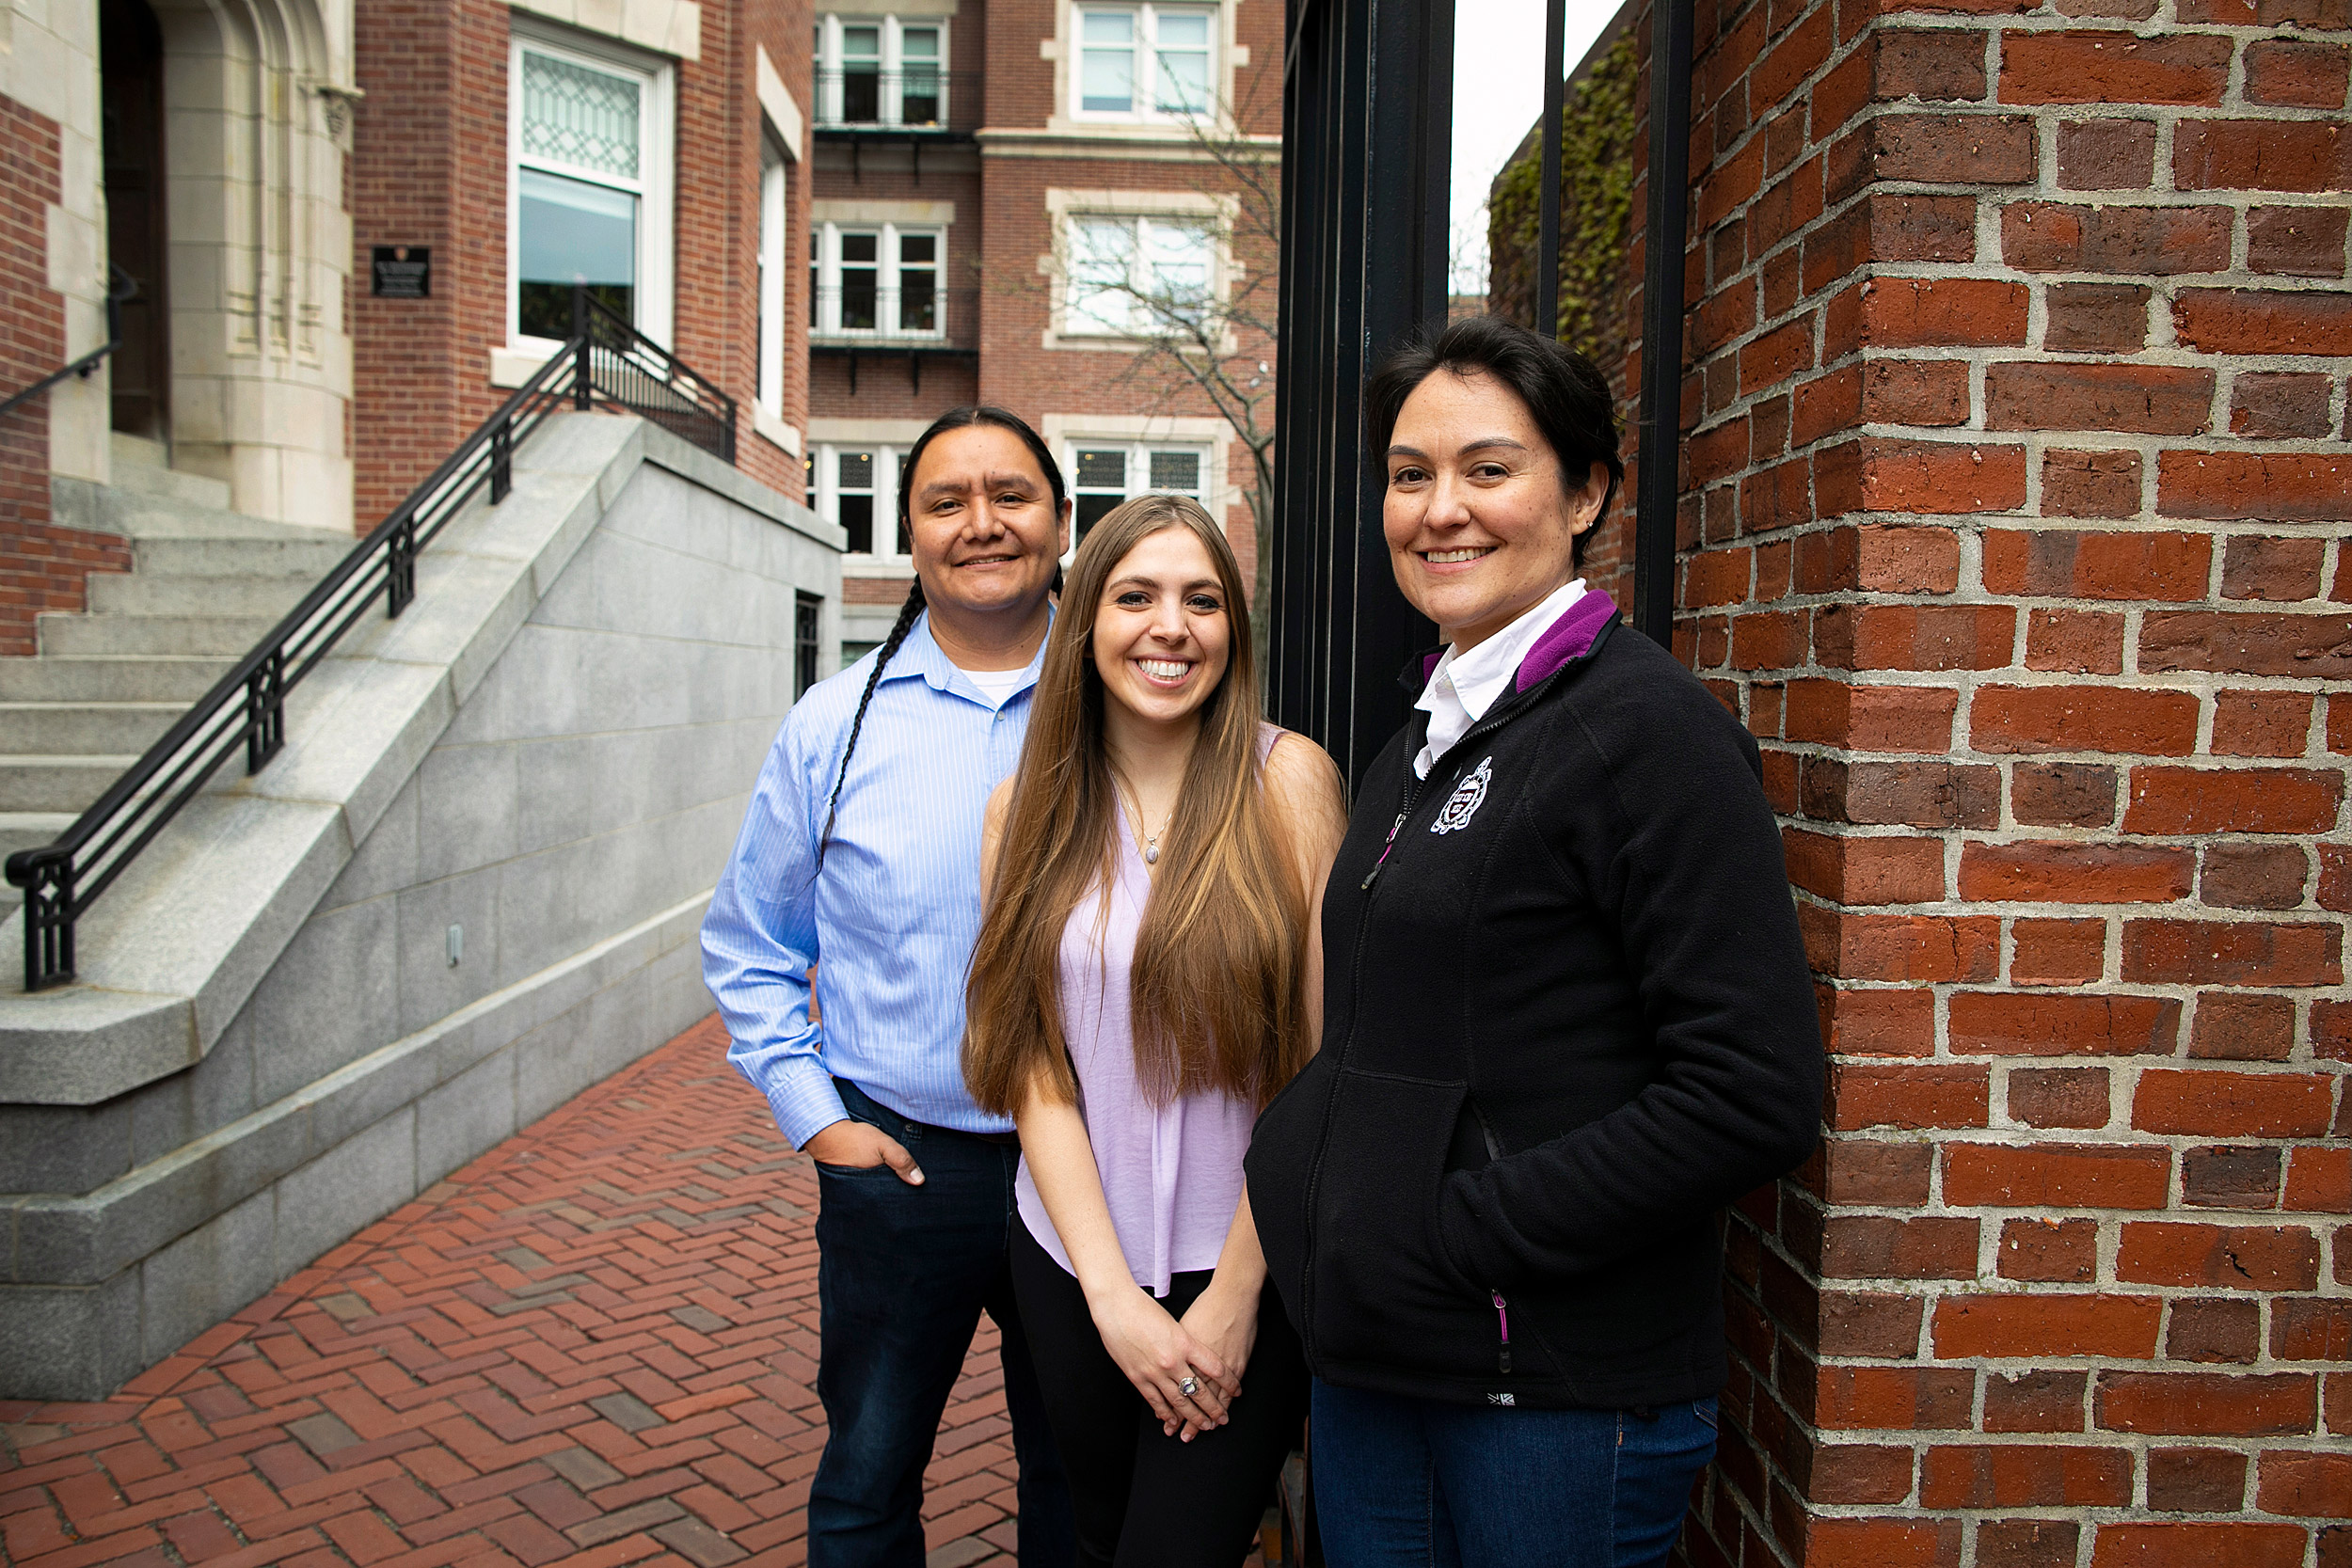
[
  {"x1": 1065, "y1": 214, "x2": 1213, "y2": 337},
  {"x1": 757, "y1": 136, "x2": 787, "y2": 412},
  {"x1": 815, "y1": 15, "x2": 949, "y2": 127},
  {"x1": 810, "y1": 223, "x2": 944, "y2": 338},
  {"x1": 1073, "y1": 4, "x2": 1213, "y2": 121},
  {"x1": 812, "y1": 443, "x2": 909, "y2": 559},
  {"x1": 508, "y1": 26, "x2": 675, "y2": 348},
  {"x1": 1066, "y1": 441, "x2": 1208, "y2": 547}
]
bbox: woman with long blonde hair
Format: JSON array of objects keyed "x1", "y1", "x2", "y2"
[{"x1": 966, "y1": 494, "x2": 1346, "y2": 1566}]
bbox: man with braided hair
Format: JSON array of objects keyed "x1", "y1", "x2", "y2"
[{"x1": 705, "y1": 407, "x2": 1076, "y2": 1567}]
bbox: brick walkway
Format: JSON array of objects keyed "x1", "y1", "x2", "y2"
[{"x1": 0, "y1": 1016, "x2": 1025, "y2": 1568}]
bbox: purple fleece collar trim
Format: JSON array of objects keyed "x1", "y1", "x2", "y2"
[
  {"x1": 1515, "y1": 589, "x2": 1620, "y2": 691},
  {"x1": 1414, "y1": 590, "x2": 1621, "y2": 693}
]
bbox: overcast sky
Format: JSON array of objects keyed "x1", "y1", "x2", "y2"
[{"x1": 1450, "y1": 0, "x2": 1624, "y2": 296}]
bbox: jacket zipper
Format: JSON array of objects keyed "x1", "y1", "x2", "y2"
[
  {"x1": 1491, "y1": 1291, "x2": 1512, "y2": 1374},
  {"x1": 1306, "y1": 655, "x2": 1590, "y2": 1366},
  {"x1": 1359, "y1": 703, "x2": 1521, "y2": 893}
]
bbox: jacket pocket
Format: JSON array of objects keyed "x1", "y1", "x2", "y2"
[
  {"x1": 1307, "y1": 1069, "x2": 1498, "y2": 1379},
  {"x1": 1245, "y1": 1053, "x2": 1336, "y2": 1332}
]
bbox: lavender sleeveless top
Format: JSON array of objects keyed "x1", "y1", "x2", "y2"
[{"x1": 1013, "y1": 723, "x2": 1287, "y2": 1297}]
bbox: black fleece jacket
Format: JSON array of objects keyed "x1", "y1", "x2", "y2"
[{"x1": 1246, "y1": 597, "x2": 1823, "y2": 1410}]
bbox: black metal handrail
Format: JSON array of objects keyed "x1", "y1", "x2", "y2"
[
  {"x1": 5, "y1": 288, "x2": 738, "y2": 991},
  {"x1": 813, "y1": 67, "x2": 980, "y2": 133},
  {"x1": 0, "y1": 266, "x2": 135, "y2": 425},
  {"x1": 807, "y1": 285, "x2": 978, "y2": 346}
]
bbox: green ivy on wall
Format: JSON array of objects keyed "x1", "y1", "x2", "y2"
[{"x1": 1486, "y1": 31, "x2": 1639, "y2": 373}]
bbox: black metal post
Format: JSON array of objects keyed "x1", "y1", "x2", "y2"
[
  {"x1": 491, "y1": 418, "x2": 514, "y2": 503},
  {"x1": 1632, "y1": 0, "x2": 1694, "y2": 646},
  {"x1": 1534, "y1": 0, "x2": 1567, "y2": 340},
  {"x1": 389, "y1": 516, "x2": 418, "y2": 616},
  {"x1": 1266, "y1": 0, "x2": 1454, "y2": 786},
  {"x1": 17, "y1": 854, "x2": 72, "y2": 991},
  {"x1": 573, "y1": 286, "x2": 596, "y2": 412},
  {"x1": 246, "y1": 650, "x2": 286, "y2": 771}
]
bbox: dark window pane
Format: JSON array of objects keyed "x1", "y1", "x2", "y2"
[
  {"x1": 839, "y1": 494, "x2": 874, "y2": 554},
  {"x1": 841, "y1": 233, "x2": 879, "y2": 263},
  {"x1": 1149, "y1": 450, "x2": 1200, "y2": 491},
  {"x1": 901, "y1": 274, "x2": 935, "y2": 332},
  {"x1": 900, "y1": 234, "x2": 935, "y2": 264},
  {"x1": 838, "y1": 451, "x2": 874, "y2": 487},
  {"x1": 1075, "y1": 448, "x2": 1125, "y2": 488},
  {"x1": 1075, "y1": 491, "x2": 1121, "y2": 542}
]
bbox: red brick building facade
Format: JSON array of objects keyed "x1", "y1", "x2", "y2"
[
  {"x1": 1594, "y1": 0, "x2": 2352, "y2": 1560},
  {"x1": 802, "y1": 0, "x2": 1281, "y2": 654},
  {"x1": 1, "y1": 0, "x2": 816, "y2": 657}
]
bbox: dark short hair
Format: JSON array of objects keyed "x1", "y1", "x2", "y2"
[{"x1": 1364, "y1": 316, "x2": 1626, "y2": 567}]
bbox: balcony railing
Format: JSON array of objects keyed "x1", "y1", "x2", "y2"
[
  {"x1": 808, "y1": 286, "x2": 978, "y2": 348},
  {"x1": 814, "y1": 68, "x2": 981, "y2": 134}
]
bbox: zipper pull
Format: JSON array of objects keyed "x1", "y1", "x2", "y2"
[
  {"x1": 1359, "y1": 813, "x2": 1408, "y2": 892},
  {"x1": 1492, "y1": 1291, "x2": 1511, "y2": 1374}
]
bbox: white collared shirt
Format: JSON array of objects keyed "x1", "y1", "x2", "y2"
[{"x1": 1413, "y1": 578, "x2": 1587, "y2": 779}]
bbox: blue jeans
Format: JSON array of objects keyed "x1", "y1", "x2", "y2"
[
  {"x1": 809, "y1": 1079, "x2": 1075, "y2": 1568},
  {"x1": 1309, "y1": 1380, "x2": 1715, "y2": 1568}
]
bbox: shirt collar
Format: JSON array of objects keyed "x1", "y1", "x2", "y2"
[
  {"x1": 1419, "y1": 578, "x2": 1587, "y2": 725},
  {"x1": 882, "y1": 608, "x2": 1052, "y2": 705}
]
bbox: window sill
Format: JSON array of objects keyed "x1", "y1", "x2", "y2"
[
  {"x1": 752, "y1": 403, "x2": 803, "y2": 456},
  {"x1": 488, "y1": 342, "x2": 561, "y2": 388}
]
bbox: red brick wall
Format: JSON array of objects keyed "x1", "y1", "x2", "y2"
[
  {"x1": 809, "y1": 0, "x2": 1282, "y2": 596},
  {"x1": 1618, "y1": 0, "x2": 2352, "y2": 1562},
  {"x1": 0, "y1": 95, "x2": 128, "y2": 657},
  {"x1": 353, "y1": 1, "x2": 812, "y2": 528}
]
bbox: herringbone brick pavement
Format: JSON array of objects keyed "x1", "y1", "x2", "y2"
[{"x1": 0, "y1": 1014, "x2": 1027, "y2": 1568}]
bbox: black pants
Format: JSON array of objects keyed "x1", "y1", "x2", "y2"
[
  {"x1": 1009, "y1": 1221, "x2": 1308, "y2": 1568},
  {"x1": 810, "y1": 1079, "x2": 1074, "y2": 1568}
]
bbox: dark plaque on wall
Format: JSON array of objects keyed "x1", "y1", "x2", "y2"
[{"x1": 371, "y1": 245, "x2": 431, "y2": 298}]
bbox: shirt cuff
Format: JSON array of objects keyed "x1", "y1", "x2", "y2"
[{"x1": 767, "y1": 1061, "x2": 851, "y2": 1150}]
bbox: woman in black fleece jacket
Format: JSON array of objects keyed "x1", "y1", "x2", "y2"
[{"x1": 1245, "y1": 317, "x2": 1821, "y2": 1568}]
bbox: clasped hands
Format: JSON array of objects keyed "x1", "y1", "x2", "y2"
[{"x1": 1088, "y1": 1274, "x2": 1259, "y2": 1442}]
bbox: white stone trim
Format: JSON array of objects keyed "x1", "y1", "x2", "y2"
[
  {"x1": 810, "y1": 418, "x2": 934, "y2": 443},
  {"x1": 755, "y1": 43, "x2": 805, "y2": 158},
  {"x1": 507, "y1": 21, "x2": 677, "y2": 354},
  {"x1": 1040, "y1": 186, "x2": 1235, "y2": 351},
  {"x1": 812, "y1": 198, "x2": 958, "y2": 226},
  {"x1": 753, "y1": 402, "x2": 803, "y2": 456},
  {"x1": 1041, "y1": 0, "x2": 1245, "y2": 135},
  {"x1": 509, "y1": 0, "x2": 703, "y2": 61}
]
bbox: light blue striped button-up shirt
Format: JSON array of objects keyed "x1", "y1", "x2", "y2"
[{"x1": 703, "y1": 612, "x2": 1042, "y2": 1147}]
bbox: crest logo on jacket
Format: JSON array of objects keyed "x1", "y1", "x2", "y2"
[{"x1": 1430, "y1": 756, "x2": 1492, "y2": 834}]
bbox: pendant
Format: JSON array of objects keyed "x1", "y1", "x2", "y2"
[{"x1": 1145, "y1": 842, "x2": 1160, "y2": 864}]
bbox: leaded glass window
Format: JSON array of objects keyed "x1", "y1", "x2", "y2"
[{"x1": 520, "y1": 51, "x2": 641, "y2": 179}]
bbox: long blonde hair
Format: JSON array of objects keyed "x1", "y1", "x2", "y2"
[{"x1": 963, "y1": 495, "x2": 1310, "y2": 1114}]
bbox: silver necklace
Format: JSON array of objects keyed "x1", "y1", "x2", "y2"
[{"x1": 1115, "y1": 778, "x2": 1172, "y2": 864}]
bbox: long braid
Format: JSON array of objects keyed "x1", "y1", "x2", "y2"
[{"x1": 818, "y1": 579, "x2": 927, "y2": 867}]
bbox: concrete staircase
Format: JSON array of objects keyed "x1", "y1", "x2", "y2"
[{"x1": 0, "y1": 437, "x2": 351, "y2": 911}]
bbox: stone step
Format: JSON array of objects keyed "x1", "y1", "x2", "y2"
[
  {"x1": 0, "y1": 655, "x2": 236, "y2": 704},
  {"x1": 106, "y1": 451, "x2": 233, "y2": 513},
  {"x1": 86, "y1": 573, "x2": 313, "y2": 620},
  {"x1": 132, "y1": 535, "x2": 352, "y2": 580},
  {"x1": 38, "y1": 613, "x2": 286, "y2": 657},
  {"x1": 0, "y1": 702, "x2": 187, "y2": 755},
  {"x1": 108, "y1": 432, "x2": 168, "y2": 469},
  {"x1": 0, "y1": 756, "x2": 143, "y2": 813},
  {"x1": 53, "y1": 475, "x2": 339, "y2": 543}
]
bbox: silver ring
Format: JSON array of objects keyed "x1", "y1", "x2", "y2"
[{"x1": 1177, "y1": 1376, "x2": 1200, "y2": 1398}]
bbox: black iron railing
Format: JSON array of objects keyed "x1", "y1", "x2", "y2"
[
  {"x1": 0, "y1": 266, "x2": 135, "y2": 426},
  {"x1": 5, "y1": 288, "x2": 737, "y2": 991},
  {"x1": 813, "y1": 68, "x2": 980, "y2": 133},
  {"x1": 807, "y1": 286, "x2": 977, "y2": 346}
]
